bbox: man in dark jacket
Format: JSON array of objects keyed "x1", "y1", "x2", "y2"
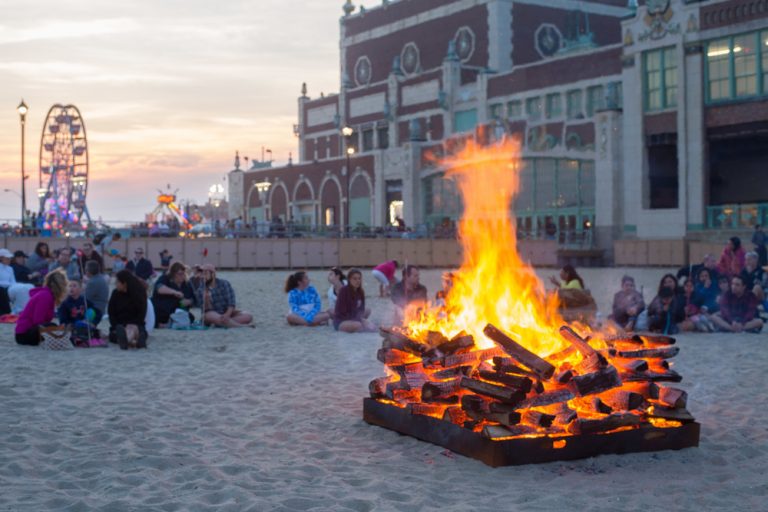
[{"x1": 126, "y1": 248, "x2": 155, "y2": 281}]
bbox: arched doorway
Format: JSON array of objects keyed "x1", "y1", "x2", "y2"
[
  {"x1": 293, "y1": 181, "x2": 315, "y2": 226},
  {"x1": 349, "y1": 173, "x2": 372, "y2": 227},
  {"x1": 270, "y1": 184, "x2": 288, "y2": 222},
  {"x1": 320, "y1": 178, "x2": 341, "y2": 228}
]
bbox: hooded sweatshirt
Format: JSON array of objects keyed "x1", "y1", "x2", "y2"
[{"x1": 15, "y1": 287, "x2": 55, "y2": 334}]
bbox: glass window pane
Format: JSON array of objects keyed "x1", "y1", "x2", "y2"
[
  {"x1": 567, "y1": 90, "x2": 582, "y2": 119},
  {"x1": 734, "y1": 34, "x2": 757, "y2": 97},
  {"x1": 507, "y1": 100, "x2": 522, "y2": 118},
  {"x1": 579, "y1": 161, "x2": 595, "y2": 207},
  {"x1": 546, "y1": 93, "x2": 561, "y2": 119},
  {"x1": 557, "y1": 160, "x2": 579, "y2": 208},
  {"x1": 763, "y1": 32, "x2": 768, "y2": 94},
  {"x1": 526, "y1": 97, "x2": 542, "y2": 120},
  {"x1": 586, "y1": 85, "x2": 604, "y2": 117},
  {"x1": 516, "y1": 160, "x2": 534, "y2": 212},
  {"x1": 707, "y1": 39, "x2": 731, "y2": 102},
  {"x1": 534, "y1": 159, "x2": 556, "y2": 210},
  {"x1": 489, "y1": 103, "x2": 503, "y2": 119}
]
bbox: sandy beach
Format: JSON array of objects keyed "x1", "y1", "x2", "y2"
[{"x1": 1, "y1": 267, "x2": 766, "y2": 511}]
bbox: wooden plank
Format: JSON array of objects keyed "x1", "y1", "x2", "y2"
[{"x1": 482, "y1": 324, "x2": 555, "y2": 380}]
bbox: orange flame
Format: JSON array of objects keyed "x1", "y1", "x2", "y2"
[{"x1": 407, "y1": 138, "x2": 567, "y2": 356}]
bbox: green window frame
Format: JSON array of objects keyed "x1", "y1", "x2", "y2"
[
  {"x1": 566, "y1": 90, "x2": 582, "y2": 119},
  {"x1": 489, "y1": 103, "x2": 504, "y2": 120},
  {"x1": 706, "y1": 30, "x2": 768, "y2": 103},
  {"x1": 643, "y1": 46, "x2": 677, "y2": 111},
  {"x1": 586, "y1": 85, "x2": 605, "y2": 117},
  {"x1": 526, "y1": 97, "x2": 542, "y2": 121},
  {"x1": 507, "y1": 100, "x2": 522, "y2": 118},
  {"x1": 453, "y1": 109, "x2": 477, "y2": 133},
  {"x1": 546, "y1": 93, "x2": 562, "y2": 119}
]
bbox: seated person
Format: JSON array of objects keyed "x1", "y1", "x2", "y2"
[
  {"x1": 83, "y1": 260, "x2": 109, "y2": 318},
  {"x1": 1, "y1": 248, "x2": 34, "y2": 314},
  {"x1": 108, "y1": 270, "x2": 149, "y2": 349},
  {"x1": 391, "y1": 265, "x2": 428, "y2": 323},
  {"x1": 739, "y1": 251, "x2": 764, "y2": 301},
  {"x1": 646, "y1": 287, "x2": 686, "y2": 335},
  {"x1": 695, "y1": 268, "x2": 720, "y2": 314},
  {"x1": 550, "y1": 265, "x2": 596, "y2": 316},
  {"x1": 159, "y1": 249, "x2": 173, "y2": 269},
  {"x1": 78, "y1": 241, "x2": 104, "y2": 274},
  {"x1": 610, "y1": 275, "x2": 645, "y2": 331},
  {"x1": 153, "y1": 261, "x2": 196, "y2": 327},
  {"x1": 334, "y1": 269, "x2": 375, "y2": 333},
  {"x1": 126, "y1": 248, "x2": 155, "y2": 281},
  {"x1": 285, "y1": 271, "x2": 330, "y2": 326},
  {"x1": 197, "y1": 264, "x2": 253, "y2": 327},
  {"x1": 58, "y1": 280, "x2": 101, "y2": 326},
  {"x1": 326, "y1": 267, "x2": 347, "y2": 316},
  {"x1": 11, "y1": 250, "x2": 40, "y2": 285},
  {"x1": 49, "y1": 248, "x2": 81, "y2": 281},
  {"x1": 15, "y1": 271, "x2": 68, "y2": 346},
  {"x1": 711, "y1": 275, "x2": 764, "y2": 333},
  {"x1": 679, "y1": 278, "x2": 711, "y2": 332},
  {"x1": 676, "y1": 253, "x2": 719, "y2": 283}
]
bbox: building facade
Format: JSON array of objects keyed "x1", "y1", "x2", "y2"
[{"x1": 229, "y1": 0, "x2": 768, "y2": 258}]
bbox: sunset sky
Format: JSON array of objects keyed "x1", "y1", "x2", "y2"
[{"x1": 0, "y1": 0, "x2": 354, "y2": 224}]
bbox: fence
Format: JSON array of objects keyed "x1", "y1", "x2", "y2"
[{"x1": 2, "y1": 236, "x2": 561, "y2": 270}]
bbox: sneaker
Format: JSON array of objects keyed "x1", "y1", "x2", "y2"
[{"x1": 115, "y1": 325, "x2": 129, "y2": 350}]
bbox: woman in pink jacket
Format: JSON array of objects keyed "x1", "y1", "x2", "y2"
[{"x1": 15, "y1": 271, "x2": 68, "y2": 346}]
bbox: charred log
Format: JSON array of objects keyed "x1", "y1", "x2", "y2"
[
  {"x1": 460, "y1": 377, "x2": 527, "y2": 404},
  {"x1": 571, "y1": 366, "x2": 622, "y2": 396},
  {"x1": 616, "y1": 346, "x2": 680, "y2": 359},
  {"x1": 477, "y1": 370, "x2": 533, "y2": 393},
  {"x1": 483, "y1": 324, "x2": 556, "y2": 380},
  {"x1": 568, "y1": 413, "x2": 642, "y2": 435}
]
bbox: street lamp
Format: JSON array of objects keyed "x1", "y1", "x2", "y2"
[
  {"x1": 208, "y1": 183, "x2": 226, "y2": 236},
  {"x1": 342, "y1": 126, "x2": 355, "y2": 236},
  {"x1": 17, "y1": 99, "x2": 28, "y2": 228}
]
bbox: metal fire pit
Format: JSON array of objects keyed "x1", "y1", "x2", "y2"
[{"x1": 363, "y1": 398, "x2": 700, "y2": 467}]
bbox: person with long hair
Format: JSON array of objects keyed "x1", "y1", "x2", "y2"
[
  {"x1": 285, "y1": 271, "x2": 330, "y2": 326},
  {"x1": 334, "y1": 269, "x2": 375, "y2": 333},
  {"x1": 153, "y1": 261, "x2": 196, "y2": 327},
  {"x1": 108, "y1": 269, "x2": 148, "y2": 349},
  {"x1": 549, "y1": 264, "x2": 585, "y2": 289},
  {"x1": 14, "y1": 270, "x2": 68, "y2": 346},
  {"x1": 27, "y1": 242, "x2": 52, "y2": 284},
  {"x1": 326, "y1": 266, "x2": 347, "y2": 314}
]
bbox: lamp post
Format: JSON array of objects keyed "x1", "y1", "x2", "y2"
[
  {"x1": 342, "y1": 126, "x2": 355, "y2": 237},
  {"x1": 208, "y1": 183, "x2": 225, "y2": 236},
  {"x1": 17, "y1": 99, "x2": 28, "y2": 228}
]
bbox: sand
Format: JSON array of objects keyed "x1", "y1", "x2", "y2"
[{"x1": 1, "y1": 267, "x2": 766, "y2": 512}]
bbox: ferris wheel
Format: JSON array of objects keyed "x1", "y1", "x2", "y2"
[{"x1": 38, "y1": 104, "x2": 91, "y2": 229}]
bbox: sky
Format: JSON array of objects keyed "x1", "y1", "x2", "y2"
[{"x1": 0, "y1": 0, "x2": 358, "y2": 224}]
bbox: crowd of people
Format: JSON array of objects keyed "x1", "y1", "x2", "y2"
[
  {"x1": 1, "y1": 239, "x2": 254, "y2": 350},
  {"x1": 3, "y1": 229, "x2": 766, "y2": 350}
]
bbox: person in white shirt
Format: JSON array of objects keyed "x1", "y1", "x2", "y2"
[{"x1": 0, "y1": 248, "x2": 33, "y2": 314}]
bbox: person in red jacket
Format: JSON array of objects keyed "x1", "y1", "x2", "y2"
[
  {"x1": 15, "y1": 271, "x2": 68, "y2": 346},
  {"x1": 334, "y1": 269, "x2": 375, "y2": 333},
  {"x1": 371, "y1": 260, "x2": 398, "y2": 297}
]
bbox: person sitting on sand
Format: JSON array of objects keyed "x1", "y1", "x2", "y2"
[
  {"x1": 391, "y1": 265, "x2": 428, "y2": 324},
  {"x1": 609, "y1": 275, "x2": 645, "y2": 331},
  {"x1": 1, "y1": 248, "x2": 34, "y2": 315},
  {"x1": 549, "y1": 264, "x2": 596, "y2": 315},
  {"x1": 108, "y1": 270, "x2": 149, "y2": 349},
  {"x1": 49, "y1": 248, "x2": 81, "y2": 281},
  {"x1": 197, "y1": 264, "x2": 253, "y2": 328},
  {"x1": 646, "y1": 286, "x2": 685, "y2": 335},
  {"x1": 371, "y1": 259, "x2": 398, "y2": 297},
  {"x1": 15, "y1": 270, "x2": 68, "y2": 346},
  {"x1": 27, "y1": 242, "x2": 52, "y2": 285},
  {"x1": 126, "y1": 247, "x2": 155, "y2": 281},
  {"x1": 678, "y1": 278, "x2": 711, "y2": 332},
  {"x1": 711, "y1": 275, "x2": 764, "y2": 333},
  {"x1": 58, "y1": 279, "x2": 101, "y2": 326},
  {"x1": 334, "y1": 268, "x2": 375, "y2": 333},
  {"x1": 153, "y1": 262, "x2": 196, "y2": 328},
  {"x1": 285, "y1": 271, "x2": 331, "y2": 326},
  {"x1": 739, "y1": 251, "x2": 764, "y2": 302},
  {"x1": 326, "y1": 267, "x2": 347, "y2": 315},
  {"x1": 695, "y1": 268, "x2": 720, "y2": 314},
  {"x1": 83, "y1": 260, "x2": 109, "y2": 318},
  {"x1": 78, "y1": 241, "x2": 104, "y2": 274}
]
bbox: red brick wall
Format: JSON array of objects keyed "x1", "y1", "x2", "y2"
[
  {"x1": 701, "y1": 0, "x2": 768, "y2": 30},
  {"x1": 644, "y1": 112, "x2": 677, "y2": 136},
  {"x1": 705, "y1": 100, "x2": 768, "y2": 129}
]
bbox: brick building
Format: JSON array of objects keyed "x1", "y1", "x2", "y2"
[{"x1": 229, "y1": 0, "x2": 768, "y2": 258}]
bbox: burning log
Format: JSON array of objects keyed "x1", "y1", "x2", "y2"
[
  {"x1": 621, "y1": 369, "x2": 682, "y2": 383},
  {"x1": 617, "y1": 359, "x2": 649, "y2": 373},
  {"x1": 616, "y1": 346, "x2": 680, "y2": 359},
  {"x1": 441, "y1": 347, "x2": 504, "y2": 368},
  {"x1": 571, "y1": 366, "x2": 622, "y2": 396},
  {"x1": 477, "y1": 370, "x2": 533, "y2": 393},
  {"x1": 407, "y1": 403, "x2": 446, "y2": 417},
  {"x1": 436, "y1": 332, "x2": 476, "y2": 354},
  {"x1": 652, "y1": 385, "x2": 688, "y2": 409},
  {"x1": 369, "y1": 377, "x2": 392, "y2": 399},
  {"x1": 482, "y1": 424, "x2": 538, "y2": 440},
  {"x1": 483, "y1": 324, "x2": 556, "y2": 380},
  {"x1": 647, "y1": 405, "x2": 694, "y2": 422},
  {"x1": 442, "y1": 406, "x2": 467, "y2": 425},
  {"x1": 521, "y1": 410, "x2": 556, "y2": 427},
  {"x1": 421, "y1": 380, "x2": 461, "y2": 402},
  {"x1": 517, "y1": 389, "x2": 575, "y2": 409},
  {"x1": 570, "y1": 396, "x2": 613, "y2": 415},
  {"x1": 377, "y1": 348, "x2": 420, "y2": 366},
  {"x1": 380, "y1": 327, "x2": 424, "y2": 355},
  {"x1": 632, "y1": 334, "x2": 676, "y2": 346},
  {"x1": 568, "y1": 413, "x2": 642, "y2": 435},
  {"x1": 460, "y1": 377, "x2": 527, "y2": 404},
  {"x1": 600, "y1": 389, "x2": 645, "y2": 411},
  {"x1": 432, "y1": 366, "x2": 472, "y2": 380},
  {"x1": 559, "y1": 326, "x2": 607, "y2": 373},
  {"x1": 492, "y1": 357, "x2": 539, "y2": 378}
]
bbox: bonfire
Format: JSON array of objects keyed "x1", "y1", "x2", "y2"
[{"x1": 363, "y1": 139, "x2": 699, "y2": 466}]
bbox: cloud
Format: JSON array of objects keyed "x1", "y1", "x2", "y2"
[{"x1": 0, "y1": 18, "x2": 140, "y2": 45}]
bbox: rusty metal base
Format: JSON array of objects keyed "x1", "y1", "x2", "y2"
[{"x1": 363, "y1": 398, "x2": 700, "y2": 467}]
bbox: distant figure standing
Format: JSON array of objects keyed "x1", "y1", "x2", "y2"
[
  {"x1": 717, "y1": 236, "x2": 745, "y2": 278},
  {"x1": 126, "y1": 247, "x2": 155, "y2": 281},
  {"x1": 285, "y1": 271, "x2": 331, "y2": 326},
  {"x1": 372, "y1": 259, "x2": 398, "y2": 297},
  {"x1": 334, "y1": 269, "x2": 375, "y2": 333}
]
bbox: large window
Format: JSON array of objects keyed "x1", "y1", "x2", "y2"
[
  {"x1": 644, "y1": 46, "x2": 677, "y2": 111},
  {"x1": 453, "y1": 109, "x2": 477, "y2": 133},
  {"x1": 586, "y1": 85, "x2": 605, "y2": 117},
  {"x1": 706, "y1": 30, "x2": 768, "y2": 103},
  {"x1": 546, "y1": 93, "x2": 562, "y2": 119},
  {"x1": 489, "y1": 103, "x2": 504, "y2": 120},
  {"x1": 507, "y1": 100, "x2": 523, "y2": 118},
  {"x1": 566, "y1": 90, "x2": 582, "y2": 119},
  {"x1": 526, "y1": 97, "x2": 542, "y2": 121}
]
